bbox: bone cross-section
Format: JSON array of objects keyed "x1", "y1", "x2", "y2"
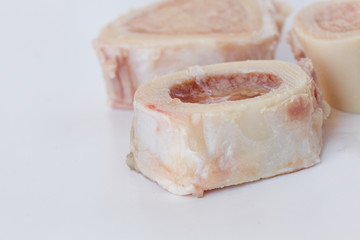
[{"x1": 127, "y1": 60, "x2": 330, "y2": 197}]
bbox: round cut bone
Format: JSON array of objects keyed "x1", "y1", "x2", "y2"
[
  {"x1": 288, "y1": 0, "x2": 360, "y2": 113},
  {"x1": 93, "y1": 0, "x2": 291, "y2": 109},
  {"x1": 127, "y1": 60, "x2": 330, "y2": 197}
]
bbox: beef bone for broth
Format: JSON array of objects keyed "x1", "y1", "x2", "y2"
[
  {"x1": 93, "y1": 0, "x2": 291, "y2": 108},
  {"x1": 127, "y1": 59, "x2": 330, "y2": 197},
  {"x1": 289, "y1": 0, "x2": 360, "y2": 113}
]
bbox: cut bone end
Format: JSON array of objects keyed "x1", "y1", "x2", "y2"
[
  {"x1": 103, "y1": 0, "x2": 266, "y2": 38},
  {"x1": 129, "y1": 60, "x2": 329, "y2": 196},
  {"x1": 294, "y1": 1, "x2": 360, "y2": 39},
  {"x1": 124, "y1": 0, "x2": 260, "y2": 35},
  {"x1": 315, "y1": 1, "x2": 360, "y2": 33}
]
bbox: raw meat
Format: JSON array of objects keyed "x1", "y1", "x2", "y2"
[
  {"x1": 289, "y1": 0, "x2": 360, "y2": 113},
  {"x1": 93, "y1": 0, "x2": 291, "y2": 109},
  {"x1": 127, "y1": 59, "x2": 330, "y2": 197}
]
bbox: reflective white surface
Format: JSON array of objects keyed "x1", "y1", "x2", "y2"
[{"x1": 1, "y1": 0, "x2": 360, "y2": 239}]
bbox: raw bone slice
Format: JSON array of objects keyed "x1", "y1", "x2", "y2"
[
  {"x1": 289, "y1": 0, "x2": 360, "y2": 113},
  {"x1": 127, "y1": 60, "x2": 330, "y2": 197},
  {"x1": 93, "y1": 0, "x2": 291, "y2": 109}
]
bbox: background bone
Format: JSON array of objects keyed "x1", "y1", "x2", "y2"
[
  {"x1": 94, "y1": 0, "x2": 291, "y2": 108},
  {"x1": 289, "y1": 0, "x2": 360, "y2": 113}
]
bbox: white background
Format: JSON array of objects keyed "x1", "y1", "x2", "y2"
[{"x1": 1, "y1": 0, "x2": 360, "y2": 239}]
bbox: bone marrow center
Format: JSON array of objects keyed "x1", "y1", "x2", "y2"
[
  {"x1": 125, "y1": 0, "x2": 249, "y2": 34},
  {"x1": 315, "y1": 2, "x2": 360, "y2": 32},
  {"x1": 169, "y1": 72, "x2": 283, "y2": 104}
]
